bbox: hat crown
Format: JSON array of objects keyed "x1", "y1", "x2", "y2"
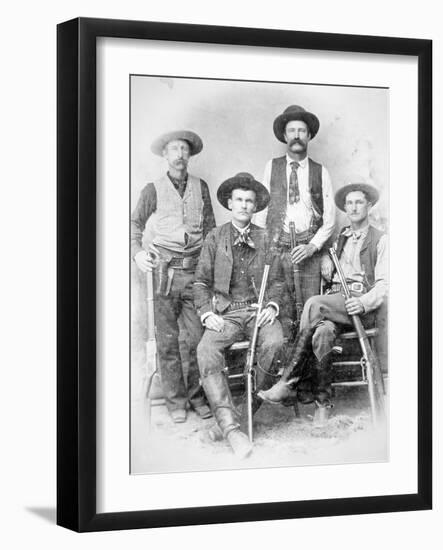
[
  {"x1": 283, "y1": 105, "x2": 307, "y2": 115},
  {"x1": 234, "y1": 172, "x2": 254, "y2": 181}
]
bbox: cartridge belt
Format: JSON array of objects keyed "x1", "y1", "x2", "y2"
[
  {"x1": 168, "y1": 254, "x2": 199, "y2": 270},
  {"x1": 279, "y1": 229, "x2": 314, "y2": 248},
  {"x1": 327, "y1": 282, "x2": 366, "y2": 295},
  {"x1": 226, "y1": 300, "x2": 254, "y2": 312}
]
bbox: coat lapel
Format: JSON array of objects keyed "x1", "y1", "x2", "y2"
[
  {"x1": 246, "y1": 225, "x2": 262, "y2": 266},
  {"x1": 220, "y1": 223, "x2": 233, "y2": 263}
]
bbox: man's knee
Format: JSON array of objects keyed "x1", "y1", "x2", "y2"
[
  {"x1": 312, "y1": 321, "x2": 336, "y2": 353},
  {"x1": 304, "y1": 295, "x2": 322, "y2": 312}
]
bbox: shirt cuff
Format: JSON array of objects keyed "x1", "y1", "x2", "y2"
[
  {"x1": 200, "y1": 311, "x2": 214, "y2": 325},
  {"x1": 359, "y1": 294, "x2": 372, "y2": 314},
  {"x1": 308, "y1": 239, "x2": 321, "y2": 252},
  {"x1": 266, "y1": 302, "x2": 279, "y2": 317},
  {"x1": 131, "y1": 244, "x2": 144, "y2": 260}
]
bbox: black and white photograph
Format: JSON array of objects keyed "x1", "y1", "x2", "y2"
[{"x1": 130, "y1": 75, "x2": 389, "y2": 474}]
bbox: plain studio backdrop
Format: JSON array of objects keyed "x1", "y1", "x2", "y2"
[{"x1": 0, "y1": 1, "x2": 440, "y2": 549}]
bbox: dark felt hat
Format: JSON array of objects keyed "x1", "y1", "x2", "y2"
[
  {"x1": 151, "y1": 130, "x2": 203, "y2": 156},
  {"x1": 334, "y1": 183, "x2": 380, "y2": 211},
  {"x1": 273, "y1": 105, "x2": 320, "y2": 143},
  {"x1": 217, "y1": 172, "x2": 270, "y2": 212}
]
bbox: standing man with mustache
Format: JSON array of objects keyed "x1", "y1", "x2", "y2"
[
  {"x1": 255, "y1": 105, "x2": 336, "y2": 327},
  {"x1": 131, "y1": 130, "x2": 215, "y2": 424}
]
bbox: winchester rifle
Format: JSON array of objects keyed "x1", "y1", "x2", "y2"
[
  {"x1": 289, "y1": 221, "x2": 304, "y2": 325},
  {"x1": 329, "y1": 247, "x2": 386, "y2": 424},
  {"x1": 143, "y1": 250, "x2": 160, "y2": 427},
  {"x1": 241, "y1": 262, "x2": 271, "y2": 443}
]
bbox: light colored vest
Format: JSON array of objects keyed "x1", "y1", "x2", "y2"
[{"x1": 152, "y1": 174, "x2": 203, "y2": 254}]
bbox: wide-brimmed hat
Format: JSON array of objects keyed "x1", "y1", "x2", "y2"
[
  {"x1": 151, "y1": 130, "x2": 203, "y2": 156},
  {"x1": 334, "y1": 182, "x2": 380, "y2": 211},
  {"x1": 273, "y1": 105, "x2": 320, "y2": 143},
  {"x1": 217, "y1": 172, "x2": 270, "y2": 212}
]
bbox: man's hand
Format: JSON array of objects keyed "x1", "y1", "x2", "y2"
[
  {"x1": 291, "y1": 243, "x2": 317, "y2": 264},
  {"x1": 134, "y1": 245, "x2": 159, "y2": 272},
  {"x1": 257, "y1": 305, "x2": 277, "y2": 327},
  {"x1": 204, "y1": 313, "x2": 225, "y2": 332},
  {"x1": 345, "y1": 297, "x2": 365, "y2": 316}
]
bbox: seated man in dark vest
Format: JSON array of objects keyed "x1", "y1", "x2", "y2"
[
  {"x1": 131, "y1": 130, "x2": 215, "y2": 424},
  {"x1": 194, "y1": 173, "x2": 285, "y2": 459},
  {"x1": 254, "y1": 105, "x2": 336, "y2": 327},
  {"x1": 258, "y1": 183, "x2": 387, "y2": 423}
]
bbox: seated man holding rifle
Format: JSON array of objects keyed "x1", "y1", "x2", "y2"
[
  {"x1": 259, "y1": 182, "x2": 388, "y2": 423},
  {"x1": 193, "y1": 173, "x2": 285, "y2": 459}
]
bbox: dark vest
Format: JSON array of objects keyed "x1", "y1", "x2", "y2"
[
  {"x1": 266, "y1": 156, "x2": 324, "y2": 244},
  {"x1": 334, "y1": 225, "x2": 384, "y2": 287}
]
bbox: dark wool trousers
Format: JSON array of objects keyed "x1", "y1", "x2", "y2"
[
  {"x1": 153, "y1": 268, "x2": 206, "y2": 412},
  {"x1": 279, "y1": 250, "x2": 322, "y2": 327},
  {"x1": 197, "y1": 309, "x2": 284, "y2": 388},
  {"x1": 301, "y1": 292, "x2": 375, "y2": 360}
]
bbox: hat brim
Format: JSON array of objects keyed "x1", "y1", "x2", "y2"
[
  {"x1": 151, "y1": 130, "x2": 203, "y2": 156},
  {"x1": 273, "y1": 111, "x2": 320, "y2": 143},
  {"x1": 335, "y1": 183, "x2": 380, "y2": 211},
  {"x1": 217, "y1": 176, "x2": 270, "y2": 212}
]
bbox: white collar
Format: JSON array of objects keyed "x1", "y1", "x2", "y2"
[
  {"x1": 343, "y1": 224, "x2": 370, "y2": 239},
  {"x1": 231, "y1": 221, "x2": 251, "y2": 234},
  {"x1": 286, "y1": 154, "x2": 308, "y2": 168}
]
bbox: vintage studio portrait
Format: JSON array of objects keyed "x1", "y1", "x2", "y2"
[{"x1": 129, "y1": 75, "x2": 389, "y2": 475}]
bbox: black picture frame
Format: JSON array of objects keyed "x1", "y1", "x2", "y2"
[{"x1": 57, "y1": 17, "x2": 432, "y2": 532}]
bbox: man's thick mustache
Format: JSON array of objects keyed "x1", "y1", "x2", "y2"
[{"x1": 289, "y1": 139, "x2": 304, "y2": 146}]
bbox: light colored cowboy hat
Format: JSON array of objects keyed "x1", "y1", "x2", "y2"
[
  {"x1": 150, "y1": 130, "x2": 203, "y2": 156},
  {"x1": 334, "y1": 182, "x2": 380, "y2": 211},
  {"x1": 273, "y1": 104, "x2": 320, "y2": 143},
  {"x1": 217, "y1": 172, "x2": 270, "y2": 212}
]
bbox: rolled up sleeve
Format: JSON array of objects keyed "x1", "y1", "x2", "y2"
[{"x1": 360, "y1": 234, "x2": 388, "y2": 312}]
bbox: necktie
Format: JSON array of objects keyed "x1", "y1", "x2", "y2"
[
  {"x1": 233, "y1": 228, "x2": 255, "y2": 249},
  {"x1": 289, "y1": 161, "x2": 300, "y2": 204}
]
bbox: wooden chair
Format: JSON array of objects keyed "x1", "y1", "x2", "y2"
[{"x1": 330, "y1": 326, "x2": 387, "y2": 424}]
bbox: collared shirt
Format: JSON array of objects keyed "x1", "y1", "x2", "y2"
[
  {"x1": 324, "y1": 225, "x2": 388, "y2": 312},
  {"x1": 253, "y1": 154, "x2": 335, "y2": 250},
  {"x1": 231, "y1": 221, "x2": 251, "y2": 237},
  {"x1": 166, "y1": 171, "x2": 188, "y2": 198}
]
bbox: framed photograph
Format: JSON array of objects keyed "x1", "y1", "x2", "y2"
[{"x1": 57, "y1": 17, "x2": 432, "y2": 532}]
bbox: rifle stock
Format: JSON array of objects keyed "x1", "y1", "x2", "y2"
[{"x1": 329, "y1": 247, "x2": 385, "y2": 424}]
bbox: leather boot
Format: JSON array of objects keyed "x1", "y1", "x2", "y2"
[
  {"x1": 312, "y1": 352, "x2": 333, "y2": 405},
  {"x1": 312, "y1": 352, "x2": 333, "y2": 426},
  {"x1": 257, "y1": 328, "x2": 314, "y2": 404},
  {"x1": 313, "y1": 403, "x2": 332, "y2": 426},
  {"x1": 202, "y1": 372, "x2": 252, "y2": 458}
]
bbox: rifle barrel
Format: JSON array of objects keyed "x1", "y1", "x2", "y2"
[{"x1": 328, "y1": 247, "x2": 385, "y2": 423}]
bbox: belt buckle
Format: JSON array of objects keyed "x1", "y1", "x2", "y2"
[
  {"x1": 350, "y1": 282, "x2": 364, "y2": 293},
  {"x1": 182, "y1": 256, "x2": 194, "y2": 270}
]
